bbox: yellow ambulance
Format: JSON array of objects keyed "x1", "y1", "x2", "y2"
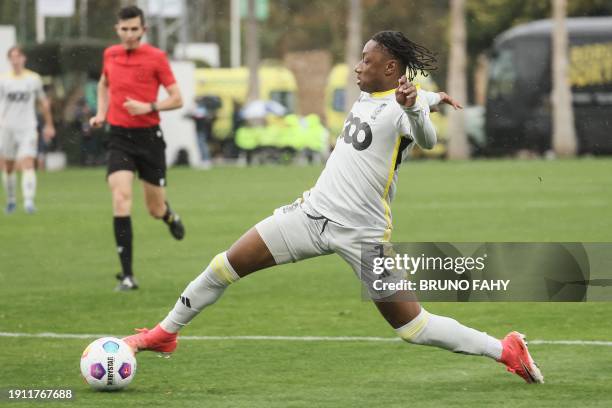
[{"x1": 194, "y1": 65, "x2": 298, "y2": 139}]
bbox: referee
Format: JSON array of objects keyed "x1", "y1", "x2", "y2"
[{"x1": 90, "y1": 6, "x2": 185, "y2": 291}]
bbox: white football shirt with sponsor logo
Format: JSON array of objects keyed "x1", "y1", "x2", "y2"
[
  {"x1": 0, "y1": 70, "x2": 44, "y2": 129},
  {"x1": 307, "y1": 88, "x2": 440, "y2": 236}
]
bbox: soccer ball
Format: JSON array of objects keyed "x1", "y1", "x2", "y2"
[{"x1": 80, "y1": 337, "x2": 137, "y2": 390}]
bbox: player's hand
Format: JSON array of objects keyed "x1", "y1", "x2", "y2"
[
  {"x1": 437, "y1": 92, "x2": 463, "y2": 110},
  {"x1": 42, "y1": 124, "x2": 55, "y2": 142},
  {"x1": 395, "y1": 75, "x2": 417, "y2": 108},
  {"x1": 89, "y1": 115, "x2": 105, "y2": 128},
  {"x1": 124, "y1": 97, "x2": 153, "y2": 116}
]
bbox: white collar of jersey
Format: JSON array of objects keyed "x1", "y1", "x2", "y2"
[{"x1": 370, "y1": 89, "x2": 396, "y2": 98}]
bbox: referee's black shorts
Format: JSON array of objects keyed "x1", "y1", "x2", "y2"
[{"x1": 106, "y1": 125, "x2": 168, "y2": 187}]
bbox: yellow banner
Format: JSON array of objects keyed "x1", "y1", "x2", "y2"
[{"x1": 569, "y1": 42, "x2": 612, "y2": 87}]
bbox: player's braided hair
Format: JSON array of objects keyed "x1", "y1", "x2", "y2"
[{"x1": 371, "y1": 31, "x2": 437, "y2": 81}]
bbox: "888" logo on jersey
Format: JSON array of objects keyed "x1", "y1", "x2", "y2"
[
  {"x1": 7, "y1": 91, "x2": 31, "y2": 103},
  {"x1": 342, "y1": 113, "x2": 372, "y2": 151}
]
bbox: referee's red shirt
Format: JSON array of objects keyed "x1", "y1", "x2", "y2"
[{"x1": 103, "y1": 43, "x2": 176, "y2": 128}]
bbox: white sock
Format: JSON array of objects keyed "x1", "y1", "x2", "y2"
[
  {"x1": 21, "y1": 169, "x2": 36, "y2": 205},
  {"x1": 2, "y1": 171, "x2": 17, "y2": 204},
  {"x1": 396, "y1": 308, "x2": 503, "y2": 360},
  {"x1": 160, "y1": 252, "x2": 240, "y2": 333}
]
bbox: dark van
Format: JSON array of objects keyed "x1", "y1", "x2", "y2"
[{"x1": 486, "y1": 17, "x2": 612, "y2": 155}]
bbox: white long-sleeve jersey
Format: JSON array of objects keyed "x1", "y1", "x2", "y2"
[
  {"x1": 307, "y1": 88, "x2": 440, "y2": 235},
  {"x1": 0, "y1": 70, "x2": 44, "y2": 130}
]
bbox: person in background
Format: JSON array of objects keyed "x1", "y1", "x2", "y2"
[
  {"x1": 89, "y1": 5, "x2": 186, "y2": 291},
  {"x1": 0, "y1": 45, "x2": 55, "y2": 214}
]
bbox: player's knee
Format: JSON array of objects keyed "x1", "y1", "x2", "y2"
[
  {"x1": 396, "y1": 308, "x2": 429, "y2": 344},
  {"x1": 112, "y1": 189, "x2": 132, "y2": 212},
  {"x1": 208, "y1": 252, "x2": 240, "y2": 286},
  {"x1": 20, "y1": 158, "x2": 35, "y2": 170},
  {"x1": 113, "y1": 190, "x2": 131, "y2": 205}
]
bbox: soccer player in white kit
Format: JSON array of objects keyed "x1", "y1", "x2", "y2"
[
  {"x1": 0, "y1": 46, "x2": 55, "y2": 214},
  {"x1": 124, "y1": 31, "x2": 544, "y2": 384}
]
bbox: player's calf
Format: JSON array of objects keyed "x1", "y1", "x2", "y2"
[
  {"x1": 20, "y1": 168, "x2": 37, "y2": 214},
  {"x1": 113, "y1": 216, "x2": 133, "y2": 287},
  {"x1": 124, "y1": 252, "x2": 239, "y2": 356},
  {"x1": 394, "y1": 308, "x2": 543, "y2": 383},
  {"x1": 395, "y1": 308, "x2": 502, "y2": 359},
  {"x1": 2, "y1": 171, "x2": 17, "y2": 214},
  {"x1": 160, "y1": 251, "x2": 239, "y2": 333}
]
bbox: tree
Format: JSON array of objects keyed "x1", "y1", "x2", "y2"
[
  {"x1": 246, "y1": 0, "x2": 260, "y2": 102},
  {"x1": 344, "y1": 0, "x2": 362, "y2": 113},
  {"x1": 446, "y1": 0, "x2": 468, "y2": 159},
  {"x1": 551, "y1": 0, "x2": 577, "y2": 156}
]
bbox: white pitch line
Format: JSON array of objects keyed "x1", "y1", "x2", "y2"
[
  {"x1": 409, "y1": 200, "x2": 609, "y2": 210},
  {"x1": 1, "y1": 331, "x2": 612, "y2": 346},
  {"x1": 528, "y1": 339, "x2": 612, "y2": 346}
]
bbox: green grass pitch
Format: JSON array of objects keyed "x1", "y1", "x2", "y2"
[{"x1": 1, "y1": 159, "x2": 612, "y2": 407}]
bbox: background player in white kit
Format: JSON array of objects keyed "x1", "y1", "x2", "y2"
[
  {"x1": 0, "y1": 46, "x2": 55, "y2": 214},
  {"x1": 124, "y1": 31, "x2": 544, "y2": 384}
]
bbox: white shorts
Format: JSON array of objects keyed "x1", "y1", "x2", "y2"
[
  {"x1": 0, "y1": 127, "x2": 38, "y2": 160},
  {"x1": 255, "y1": 197, "x2": 393, "y2": 298}
]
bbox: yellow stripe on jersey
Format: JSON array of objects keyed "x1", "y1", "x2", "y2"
[
  {"x1": 371, "y1": 88, "x2": 396, "y2": 98},
  {"x1": 380, "y1": 135, "x2": 401, "y2": 240},
  {"x1": 377, "y1": 84, "x2": 422, "y2": 241},
  {"x1": 382, "y1": 225, "x2": 392, "y2": 242}
]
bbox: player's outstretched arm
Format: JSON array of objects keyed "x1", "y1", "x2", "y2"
[{"x1": 429, "y1": 91, "x2": 463, "y2": 113}]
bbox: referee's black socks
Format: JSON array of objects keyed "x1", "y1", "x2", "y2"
[{"x1": 113, "y1": 216, "x2": 133, "y2": 277}]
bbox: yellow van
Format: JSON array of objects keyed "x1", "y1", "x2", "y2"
[
  {"x1": 195, "y1": 66, "x2": 298, "y2": 139},
  {"x1": 325, "y1": 64, "x2": 448, "y2": 158}
]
